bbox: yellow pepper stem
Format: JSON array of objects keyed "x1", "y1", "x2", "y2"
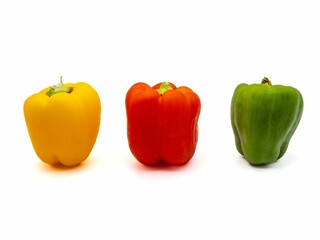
[{"x1": 46, "y1": 76, "x2": 73, "y2": 97}]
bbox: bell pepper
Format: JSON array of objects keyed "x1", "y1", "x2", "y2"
[
  {"x1": 125, "y1": 82, "x2": 201, "y2": 166},
  {"x1": 231, "y1": 77, "x2": 303, "y2": 165},
  {"x1": 24, "y1": 77, "x2": 101, "y2": 167}
]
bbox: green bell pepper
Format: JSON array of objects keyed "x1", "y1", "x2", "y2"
[{"x1": 231, "y1": 77, "x2": 304, "y2": 165}]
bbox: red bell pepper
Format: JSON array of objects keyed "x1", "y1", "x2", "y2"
[{"x1": 125, "y1": 82, "x2": 201, "y2": 166}]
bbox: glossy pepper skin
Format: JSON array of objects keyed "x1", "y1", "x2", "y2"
[
  {"x1": 231, "y1": 77, "x2": 303, "y2": 165},
  {"x1": 125, "y1": 82, "x2": 201, "y2": 166},
  {"x1": 24, "y1": 78, "x2": 101, "y2": 167}
]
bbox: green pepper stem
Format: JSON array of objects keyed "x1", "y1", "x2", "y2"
[
  {"x1": 261, "y1": 77, "x2": 272, "y2": 86},
  {"x1": 156, "y1": 82, "x2": 173, "y2": 95},
  {"x1": 46, "y1": 76, "x2": 73, "y2": 97}
]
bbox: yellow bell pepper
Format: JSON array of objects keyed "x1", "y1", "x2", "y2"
[{"x1": 24, "y1": 77, "x2": 101, "y2": 167}]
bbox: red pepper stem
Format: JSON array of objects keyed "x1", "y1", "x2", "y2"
[
  {"x1": 261, "y1": 77, "x2": 272, "y2": 86},
  {"x1": 46, "y1": 76, "x2": 73, "y2": 97},
  {"x1": 156, "y1": 82, "x2": 173, "y2": 95}
]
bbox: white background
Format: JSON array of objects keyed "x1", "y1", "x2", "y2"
[{"x1": 1, "y1": 0, "x2": 319, "y2": 239}]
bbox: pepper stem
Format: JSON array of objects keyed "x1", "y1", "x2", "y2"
[
  {"x1": 156, "y1": 82, "x2": 173, "y2": 95},
  {"x1": 46, "y1": 76, "x2": 73, "y2": 97},
  {"x1": 261, "y1": 77, "x2": 272, "y2": 86}
]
